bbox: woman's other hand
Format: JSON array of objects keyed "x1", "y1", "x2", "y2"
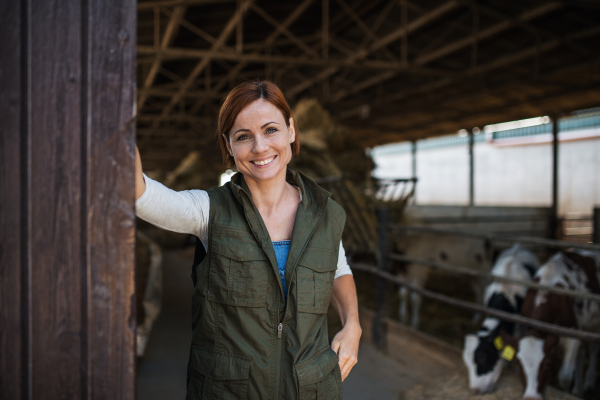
[
  {"x1": 331, "y1": 320, "x2": 361, "y2": 381},
  {"x1": 135, "y1": 145, "x2": 146, "y2": 200},
  {"x1": 330, "y1": 274, "x2": 362, "y2": 381}
]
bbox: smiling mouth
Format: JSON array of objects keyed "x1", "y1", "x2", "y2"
[{"x1": 251, "y1": 156, "x2": 276, "y2": 166}]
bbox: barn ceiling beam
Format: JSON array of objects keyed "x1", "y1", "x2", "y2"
[
  {"x1": 138, "y1": 87, "x2": 224, "y2": 99},
  {"x1": 329, "y1": 2, "x2": 563, "y2": 102},
  {"x1": 332, "y1": 0, "x2": 396, "y2": 60},
  {"x1": 137, "y1": 45, "x2": 443, "y2": 70},
  {"x1": 458, "y1": 0, "x2": 596, "y2": 57},
  {"x1": 338, "y1": 24, "x2": 600, "y2": 121},
  {"x1": 185, "y1": 0, "x2": 386, "y2": 116},
  {"x1": 345, "y1": 57, "x2": 600, "y2": 133},
  {"x1": 285, "y1": 0, "x2": 460, "y2": 98},
  {"x1": 150, "y1": 0, "x2": 255, "y2": 131},
  {"x1": 365, "y1": 83, "x2": 600, "y2": 145},
  {"x1": 250, "y1": 4, "x2": 318, "y2": 59},
  {"x1": 137, "y1": 114, "x2": 212, "y2": 123},
  {"x1": 138, "y1": 4, "x2": 187, "y2": 113},
  {"x1": 159, "y1": 6, "x2": 220, "y2": 47},
  {"x1": 138, "y1": 0, "x2": 235, "y2": 10},
  {"x1": 186, "y1": 0, "x2": 316, "y2": 116}
]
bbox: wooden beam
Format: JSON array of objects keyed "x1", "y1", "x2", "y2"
[
  {"x1": 138, "y1": 0, "x2": 235, "y2": 10},
  {"x1": 285, "y1": 0, "x2": 460, "y2": 98},
  {"x1": 138, "y1": 3, "x2": 187, "y2": 112},
  {"x1": 458, "y1": 0, "x2": 596, "y2": 57},
  {"x1": 137, "y1": 114, "x2": 212, "y2": 123},
  {"x1": 236, "y1": 0, "x2": 243, "y2": 54},
  {"x1": 150, "y1": 0, "x2": 254, "y2": 131},
  {"x1": 160, "y1": 7, "x2": 219, "y2": 46},
  {"x1": 322, "y1": 0, "x2": 329, "y2": 60},
  {"x1": 250, "y1": 3, "x2": 318, "y2": 58},
  {"x1": 337, "y1": 24, "x2": 600, "y2": 117},
  {"x1": 329, "y1": 2, "x2": 563, "y2": 102},
  {"x1": 186, "y1": 0, "x2": 316, "y2": 115},
  {"x1": 353, "y1": 84, "x2": 600, "y2": 147},
  {"x1": 137, "y1": 45, "x2": 431, "y2": 69},
  {"x1": 138, "y1": 87, "x2": 224, "y2": 99}
]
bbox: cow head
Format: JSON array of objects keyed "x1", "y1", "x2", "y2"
[
  {"x1": 463, "y1": 333, "x2": 504, "y2": 394},
  {"x1": 500, "y1": 331, "x2": 559, "y2": 400}
]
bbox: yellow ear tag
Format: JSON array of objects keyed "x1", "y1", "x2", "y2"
[
  {"x1": 502, "y1": 345, "x2": 515, "y2": 361},
  {"x1": 494, "y1": 336, "x2": 504, "y2": 351}
]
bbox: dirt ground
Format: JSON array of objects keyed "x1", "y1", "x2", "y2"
[{"x1": 401, "y1": 372, "x2": 579, "y2": 400}]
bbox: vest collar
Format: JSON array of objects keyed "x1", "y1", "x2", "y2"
[
  {"x1": 228, "y1": 168, "x2": 333, "y2": 300},
  {"x1": 229, "y1": 167, "x2": 331, "y2": 217}
]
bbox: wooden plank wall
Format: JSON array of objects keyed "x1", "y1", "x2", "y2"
[{"x1": 0, "y1": 1, "x2": 136, "y2": 399}]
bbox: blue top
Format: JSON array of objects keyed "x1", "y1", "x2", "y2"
[{"x1": 272, "y1": 240, "x2": 291, "y2": 298}]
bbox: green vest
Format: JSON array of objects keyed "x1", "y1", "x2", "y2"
[{"x1": 186, "y1": 168, "x2": 346, "y2": 400}]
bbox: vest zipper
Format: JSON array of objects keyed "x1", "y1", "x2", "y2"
[{"x1": 274, "y1": 291, "x2": 283, "y2": 399}]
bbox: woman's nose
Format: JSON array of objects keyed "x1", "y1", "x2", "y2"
[{"x1": 252, "y1": 135, "x2": 269, "y2": 153}]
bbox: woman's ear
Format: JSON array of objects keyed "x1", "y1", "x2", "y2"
[
  {"x1": 222, "y1": 133, "x2": 233, "y2": 156},
  {"x1": 288, "y1": 117, "x2": 296, "y2": 143}
]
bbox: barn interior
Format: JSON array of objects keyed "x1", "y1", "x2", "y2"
[{"x1": 133, "y1": 0, "x2": 600, "y2": 399}]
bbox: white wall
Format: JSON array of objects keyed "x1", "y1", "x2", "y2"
[{"x1": 373, "y1": 137, "x2": 600, "y2": 215}]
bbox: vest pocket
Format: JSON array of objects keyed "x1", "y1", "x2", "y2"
[
  {"x1": 187, "y1": 347, "x2": 251, "y2": 400},
  {"x1": 295, "y1": 347, "x2": 342, "y2": 400},
  {"x1": 296, "y1": 248, "x2": 337, "y2": 314},
  {"x1": 209, "y1": 234, "x2": 269, "y2": 307}
]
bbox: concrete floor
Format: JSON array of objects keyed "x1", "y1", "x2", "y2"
[{"x1": 137, "y1": 249, "x2": 420, "y2": 400}]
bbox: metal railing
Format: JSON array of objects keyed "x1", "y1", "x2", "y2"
[{"x1": 364, "y1": 213, "x2": 600, "y2": 349}]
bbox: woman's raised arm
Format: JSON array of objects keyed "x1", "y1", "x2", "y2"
[{"x1": 135, "y1": 145, "x2": 146, "y2": 200}]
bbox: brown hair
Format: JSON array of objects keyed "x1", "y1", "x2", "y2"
[{"x1": 217, "y1": 80, "x2": 300, "y2": 167}]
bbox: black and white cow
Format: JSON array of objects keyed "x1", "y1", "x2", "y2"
[
  {"x1": 501, "y1": 250, "x2": 600, "y2": 400},
  {"x1": 463, "y1": 243, "x2": 539, "y2": 394}
]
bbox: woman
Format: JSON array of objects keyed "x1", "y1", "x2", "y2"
[{"x1": 135, "y1": 80, "x2": 361, "y2": 399}]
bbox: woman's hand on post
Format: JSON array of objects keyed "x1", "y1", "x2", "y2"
[
  {"x1": 135, "y1": 145, "x2": 146, "y2": 200},
  {"x1": 331, "y1": 320, "x2": 361, "y2": 381}
]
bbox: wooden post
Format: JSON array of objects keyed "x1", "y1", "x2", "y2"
[
  {"x1": 411, "y1": 141, "x2": 417, "y2": 204},
  {"x1": 373, "y1": 207, "x2": 390, "y2": 351},
  {"x1": 593, "y1": 208, "x2": 600, "y2": 244},
  {"x1": 0, "y1": 1, "x2": 137, "y2": 399},
  {"x1": 469, "y1": 130, "x2": 474, "y2": 206},
  {"x1": 551, "y1": 115, "x2": 560, "y2": 239}
]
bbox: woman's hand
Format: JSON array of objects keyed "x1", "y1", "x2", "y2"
[
  {"x1": 331, "y1": 321, "x2": 361, "y2": 381},
  {"x1": 135, "y1": 145, "x2": 146, "y2": 200},
  {"x1": 330, "y1": 274, "x2": 362, "y2": 381}
]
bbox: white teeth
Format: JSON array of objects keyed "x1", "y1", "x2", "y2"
[{"x1": 253, "y1": 157, "x2": 274, "y2": 166}]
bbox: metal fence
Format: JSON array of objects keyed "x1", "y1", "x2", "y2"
[{"x1": 358, "y1": 211, "x2": 600, "y2": 351}]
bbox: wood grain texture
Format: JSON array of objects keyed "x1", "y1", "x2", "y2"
[
  {"x1": 0, "y1": 0, "x2": 24, "y2": 398},
  {"x1": 30, "y1": 1, "x2": 84, "y2": 398},
  {"x1": 86, "y1": 0, "x2": 137, "y2": 398},
  {"x1": 1, "y1": 1, "x2": 136, "y2": 398}
]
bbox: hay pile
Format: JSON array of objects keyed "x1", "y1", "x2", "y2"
[
  {"x1": 400, "y1": 372, "x2": 578, "y2": 400},
  {"x1": 291, "y1": 98, "x2": 373, "y2": 179}
]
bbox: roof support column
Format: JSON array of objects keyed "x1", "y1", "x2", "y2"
[
  {"x1": 593, "y1": 208, "x2": 600, "y2": 244},
  {"x1": 411, "y1": 140, "x2": 417, "y2": 204},
  {"x1": 551, "y1": 115, "x2": 560, "y2": 239},
  {"x1": 469, "y1": 130, "x2": 475, "y2": 206}
]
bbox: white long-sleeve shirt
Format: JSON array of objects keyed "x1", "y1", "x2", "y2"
[{"x1": 135, "y1": 174, "x2": 352, "y2": 279}]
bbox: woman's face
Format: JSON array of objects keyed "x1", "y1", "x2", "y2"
[{"x1": 225, "y1": 99, "x2": 295, "y2": 184}]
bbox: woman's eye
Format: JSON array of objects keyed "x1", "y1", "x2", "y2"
[
  {"x1": 236, "y1": 134, "x2": 249, "y2": 141},
  {"x1": 266, "y1": 127, "x2": 277, "y2": 134}
]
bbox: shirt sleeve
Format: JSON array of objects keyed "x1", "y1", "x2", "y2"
[
  {"x1": 135, "y1": 173, "x2": 209, "y2": 247},
  {"x1": 334, "y1": 240, "x2": 352, "y2": 279}
]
